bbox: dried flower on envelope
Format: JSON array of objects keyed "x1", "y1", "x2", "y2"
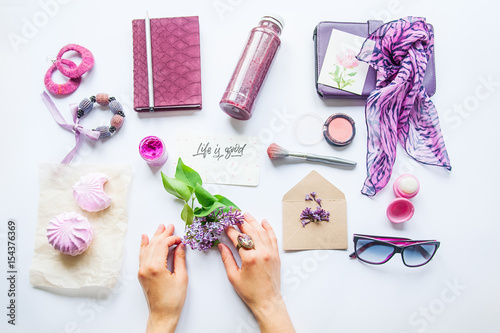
[{"x1": 301, "y1": 192, "x2": 330, "y2": 227}]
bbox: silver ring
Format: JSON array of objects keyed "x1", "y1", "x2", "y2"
[{"x1": 236, "y1": 233, "x2": 254, "y2": 250}]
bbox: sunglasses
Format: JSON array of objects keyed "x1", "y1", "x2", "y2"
[{"x1": 349, "y1": 234, "x2": 440, "y2": 267}]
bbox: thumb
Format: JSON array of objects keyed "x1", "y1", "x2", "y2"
[
  {"x1": 139, "y1": 234, "x2": 149, "y2": 263},
  {"x1": 217, "y1": 243, "x2": 239, "y2": 283},
  {"x1": 173, "y1": 244, "x2": 188, "y2": 278}
]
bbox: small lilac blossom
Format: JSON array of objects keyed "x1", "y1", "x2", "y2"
[{"x1": 183, "y1": 207, "x2": 244, "y2": 251}]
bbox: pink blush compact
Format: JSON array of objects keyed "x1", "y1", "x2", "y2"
[{"x1": 323, "y1": 113, "x2": 355, "y2": 146}]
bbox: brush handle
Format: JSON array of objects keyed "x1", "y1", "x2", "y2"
[{"x1": 289, "y1": 152, "x2": 356, "y2": 167}]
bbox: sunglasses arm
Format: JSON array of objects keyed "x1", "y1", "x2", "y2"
[{"x1": 413, "y1": 244, "x2": 433, "y2": 259}]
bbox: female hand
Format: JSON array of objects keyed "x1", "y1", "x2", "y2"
[
  {"x1": 217, "y1": 213, "x2": 295, "y2": 333},
  {"x1": 138, "y1": 224, "x2": 188, "y2": 333}
]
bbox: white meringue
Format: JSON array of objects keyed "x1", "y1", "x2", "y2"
[
  {"x1": 46, "y1": 212, "x2": 93, "y2": 256},
  {"x1": 72, "y1": 173, "x2": 112, "y2": 212}
]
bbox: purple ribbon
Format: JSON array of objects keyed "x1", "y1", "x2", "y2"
[{"x1": 41, "y1": 91, "x2": 100, "y2": 164}]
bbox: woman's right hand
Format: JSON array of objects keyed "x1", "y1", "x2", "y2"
[{"x1": 217, "y1": 212, "x2": 295, "y2": 333}]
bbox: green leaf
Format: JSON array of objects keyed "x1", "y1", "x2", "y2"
[
  {"x1": 333, "y1": 64, "x2": 340, "y2": 77},
  {"x1": 194, "y1": 201, "x2": 225, "y2": 217},
  {"x1": 329, "y1": 73, "x2": 340, "y2": 84},
  {"x1": 175, "y1": 158, "x2": 202, "y2": 188},
  {"x1": 194, "y1": 184, "x2": 218, "y2": 208},
  {"x1": 181, "y1": 203, "x2": 194, "y2": 226},
  {"x1": 347, "y1": 72, "x2": 357, "y2": 77},
  {"x1": 161, "y1": 172, "x2": 192, "y2": 202},
  {"x1": 330, "y1": 64, "x2": 342, "y2": 82},
  {"x1": 214, "y1": 194, "x2": 240, "y2": 210}
]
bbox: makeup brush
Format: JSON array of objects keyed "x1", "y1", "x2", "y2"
[{"x1": 267, "y1": 143, "x2": 357, "y2": 167}]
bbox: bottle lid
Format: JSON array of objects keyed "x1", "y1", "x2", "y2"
[
  {"x1": 261, "y1": 14, "x2": 285, "y2": 31},
  {"x1": 294, "y1": 112, "x2": 324, "y2": 146},
  {"x1": 387, "y1": 198, "x2": 415, "y2": 223}
]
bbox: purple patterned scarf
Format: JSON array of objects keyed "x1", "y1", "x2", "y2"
[{"x1": 357, "y1": 17, "x2": 451, "y2": 197}]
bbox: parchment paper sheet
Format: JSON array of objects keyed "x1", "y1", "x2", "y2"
[{"x1": 29, "y1": 163, "x2": 132, "y2": 289}]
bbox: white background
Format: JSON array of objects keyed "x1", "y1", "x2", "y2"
[{"x1": 1, "y1": 0, "x2": 499, "y2": 332}]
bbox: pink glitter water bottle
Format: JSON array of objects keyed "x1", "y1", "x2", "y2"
[{"x1": 220, "y1": 15, "x2": 284, "y2": 120}]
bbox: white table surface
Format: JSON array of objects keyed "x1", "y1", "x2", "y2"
[{"x1": 1, "y1": 0, "x2": 499, "y2": 332}]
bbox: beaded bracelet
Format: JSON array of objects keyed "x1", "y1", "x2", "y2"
[{"x1": 77, "y1": 93, "x2": 125, "y2": 139}]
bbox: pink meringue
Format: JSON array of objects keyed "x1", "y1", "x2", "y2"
[
  {"x1": 72, "y1": 173, "x2": 112, "y2": 212},
  {"x1": 47, "y1": 212, "x2": 93, "y2": 256}
]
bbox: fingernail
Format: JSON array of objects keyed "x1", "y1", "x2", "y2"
[
  {"x1": 141, "y1": 234, "x2": 148, "y2": 246},
  {"x1": 217, "y1": 243, "x2": 223, "y2": 251}
]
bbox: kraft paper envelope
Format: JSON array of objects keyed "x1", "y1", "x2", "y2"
[{"x1": 282, "y1": 170, "x2": 347, "y2": 250}]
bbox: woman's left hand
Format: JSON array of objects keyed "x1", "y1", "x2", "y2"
[{"x1": 138, "y1": 224, "x2": 188, "y2": 333}]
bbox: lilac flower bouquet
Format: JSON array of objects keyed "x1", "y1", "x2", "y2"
[{"x1": 161, "y1": 158, "x2": 244, "y2": 251}]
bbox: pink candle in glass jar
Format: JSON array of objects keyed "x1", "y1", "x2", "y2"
[
  {"x1": 220, "y1": 15, "x2": 284, "y2": 120},
  {"x1": 139, "y1": 136, "x2": 168, "y2": 166}
]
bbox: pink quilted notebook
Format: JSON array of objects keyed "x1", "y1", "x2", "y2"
[{"x1": 132, "y1": 16, "x2": 202, "y2": 111}]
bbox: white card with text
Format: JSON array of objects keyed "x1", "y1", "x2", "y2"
[{"x1": 177, "y1": 135, "x2": 260, "y2": 186}]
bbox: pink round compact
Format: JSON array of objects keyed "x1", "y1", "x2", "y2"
[
  {"x1": 139, "y1": 136, "x2": 168, "y2": 166},
  {"x1": 323, "y1": 113, "x2": 356, "y2": 146},
  {"x1": 387, "y1": 198, "x2": 415, "y2": 223},
  {"x1": 393, "y1": 174, "x2": 420, "y2": 199}
]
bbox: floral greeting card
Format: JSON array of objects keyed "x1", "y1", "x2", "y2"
[{"x1": 317, "y1": 29, "x2": 374, "y2": 95}]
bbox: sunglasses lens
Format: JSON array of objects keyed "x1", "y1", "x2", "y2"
[
  {"x1": 402, "y1": 244, "x2": 437, "y2": 267},
  {"x1": 355, "y1": 239, "x2": 395, "y2": 264}
]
